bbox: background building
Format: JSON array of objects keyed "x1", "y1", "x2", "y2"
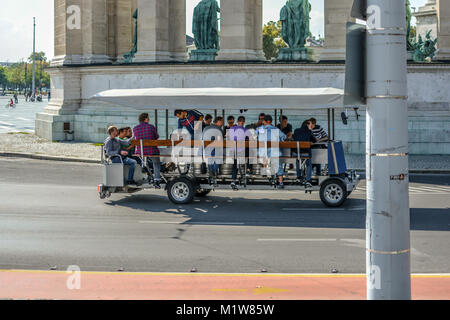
[{"x1": 36, "y1": 0, "x2": 450, "y2": 155}]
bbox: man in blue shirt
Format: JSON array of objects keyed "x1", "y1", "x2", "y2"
[
  {"x1": 257, "y1": 115, "x2": 287, "y2": 188},
  {"x1": 174, "y1": 109, "x2": 204, "y2": 137}
]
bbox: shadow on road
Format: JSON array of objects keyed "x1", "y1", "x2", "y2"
[{"x1": 104, "y1": 194, "x2": 449, "y2": 232}]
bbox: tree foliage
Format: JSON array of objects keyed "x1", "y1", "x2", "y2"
[
  {"x1": 1, "y1": 52, "x2": 50, "y2": 91},
  {"x1": 0, "y1": 66, "x2": 6, "y2": 89},
  {"x1": 263, "y1": 21, "x2": 287, "y2": 60}
]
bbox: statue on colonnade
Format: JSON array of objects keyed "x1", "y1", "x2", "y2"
[
  {"x1": 278, "y1": 0, "x2": 313, "y2": 61},
  {"x1": 190, "y1": 0, "x2": 220, "y2": 61},
  {"x1": 123, "y1": 9, "x2": 138, "y2": 63}
]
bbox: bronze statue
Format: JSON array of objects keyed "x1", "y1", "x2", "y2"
[
  {"x1": 280, "y1": 0, "x2": 311, "y2": 49},
  {"x1": 192, "y1": 0, "x2": 220, "y2": 50},
  {"x1": 413, "y1": 30, "x2": 438, "y2": 62},
  {"x1": 124, "y1": 9, "x2": 138, "y2": 63}
]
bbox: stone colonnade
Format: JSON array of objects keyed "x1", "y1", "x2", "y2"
[
  {"x1": 52, "y1": 0, "x2": 450, "y2": 66},
  {"x1": 437, "y1": 0, "x2": 450, "y2": 60}
]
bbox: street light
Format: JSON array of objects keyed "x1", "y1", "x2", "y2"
[
  {"x1": 32, "y1": 17, "x2": 36, "y2": 101},
  {"x1": 348, "y1": 0, "x2": 411, "y2": 300}
]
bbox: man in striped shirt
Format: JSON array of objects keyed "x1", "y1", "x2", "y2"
[
  {"x1": 309, "y1": 118, "x2": 328, "y2": 175},
  {"x1": 309, "y1": 118, "x2": 329, "y2": 142}
]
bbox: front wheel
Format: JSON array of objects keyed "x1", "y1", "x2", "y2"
[
  {"x1": 167, "y1": 177, "x2": 195, "y2": 205},
  {"x1": 320, "y1": 179, "x2": 348, "y2": 207}
]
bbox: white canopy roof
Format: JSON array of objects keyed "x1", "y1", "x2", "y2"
[{"x1": 92, "y1": 87, "x2": 344, "y2": 110}]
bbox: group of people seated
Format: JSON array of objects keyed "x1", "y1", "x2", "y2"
[
  {"x1": 104, "y1": 110, "x2": 329, "y2": 189},
  {"x1": 104, "y1": 113, "x2": 162, "y2": 188},
  {"x1": 174, "y1": 109, "x2": 329, "y2": 189}
]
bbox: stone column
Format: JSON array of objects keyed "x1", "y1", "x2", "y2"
[
  {"x1": 134, "y1": 0, "x2": 186, "y2": 62},
  {"x1": 169, "y1": 0, "x2": 188, "y2": 61},
  {"x1": 114, "y1": 0, "x2": 135, "y2": 62},
  {"x1": 320, "y1": 0, "x2": 355, "y2": 61},
  {"x1": 107, "y1": 0, "x2": 117, "y2": 60},
  {"x1": 413, "y1": 0, "x2": 437, "y2": 41},
  {"x1": 51, "y1": 0, "x2": 111, "y2": 66},
  {"x1": 52, "y1": 0, "x2": 83, "y2": 66},
  {"x1": 436, "y1": 0, "x2": 450, "y2": 60},
  {"x1": 217, "y1": 0, "x2": 265, "y2": 61},
  {"x1": 81, "y1": 0, "x2": 111, "y2": 64}
]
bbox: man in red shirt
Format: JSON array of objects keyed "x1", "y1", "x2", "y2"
[{"x1": 133, "y1": 113, "x2": 161, "y2": 188}]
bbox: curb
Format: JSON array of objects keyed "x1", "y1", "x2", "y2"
[
  {"x1": 0, "y1": 153, "x2": 448, "y2": 173},
  {"x1": 0, "y1": 152, "x2": 100, "y2": 164}
]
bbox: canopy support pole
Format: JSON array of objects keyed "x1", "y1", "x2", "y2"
[
  {"x1": 165, "y1": 109, "x2": 169, "y2": 139},
  {"x1": 327, "y1": 109, "x2": 331, "y2": 139},
  {"x1": 332, "y1": 108, "x2": 335, "y2": 140}
]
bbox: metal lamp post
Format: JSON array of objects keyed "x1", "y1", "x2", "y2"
[
  {"x1": 32, "y1": 17, "x2": 36, "y2": 101},
  {"x1": 365, "y1": 0, "x2": 411, "y2": 299}
]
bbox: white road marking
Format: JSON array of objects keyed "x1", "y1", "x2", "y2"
[
  {"x1": 258, "y1": 238, "x2": 338, "y2": 242},
  {"x1": 0, "y1": 125, "x2": 13, "y2": 131},
  {"x1": 193, "y1": 222, "x2": 245, "y2": 225},
  {"x1": 138, "y1": 221, "x2": 245, "y2": 226},
  {"x1": 139, "y1": 221, "x2": 183, "y2": 224},
  {"x1": 282, "y1": 208, "x2": 343, "y2": 211},
  {"x1": 354, "y1": 185, "x2": 450, "y2": 195},
  {"x1": 282, "y1": 207, "x2": 365, "y2": 211}
]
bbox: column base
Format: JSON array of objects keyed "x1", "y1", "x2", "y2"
[
  {"x1": 35, "y1": 112, "x2": 76, "y2": 142},
  {"x1": 436, "y1": 48, "x2": 450, "y2": 61},
  {"x1": 277, "y1": 48, "x2": 314, "y2": 62},
  {"x1": 50, "y1": 55, "x2": 111, "y2": 66},
  {"x1": 189, "y1": 49, "x2": 218, "y2": 62},
  {"x1": 320, "y1": 48, "x2": 346, "y2": 62},
  {"x1": 216, "y1": 49, "x2": 266, "y2": 61},
  {"x1": 133, "y1": 51, "x2": 172, "y2": 62},
  {"x1": 170, "y1": 51, "x2": 188, "y2": 62}
]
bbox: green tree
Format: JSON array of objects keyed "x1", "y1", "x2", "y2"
[
  {"x1": 5, "y1": 63, "x2": 25, "y2": 89},
  {"x1": 27, "y1": 51, "x2": 50, "y2": 91},
  {"x1": 0, "y1": 66, "x2": 7, "y2": 91},
  {"x1": 263, "y1": 21, "x2": 287, "y2": 60},
  {"x1": 410, "y1": 25, "x2": 416, "y2": 41},
  {"x1": 28, "y1": 51, "x2": 47, "y2": 63}
]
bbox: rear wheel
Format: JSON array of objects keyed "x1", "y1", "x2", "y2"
[
  {"x1": 320, "y1": 179, "x2": 348, "y2": 207},
  {"x1": 167, "y1": 177, "x2": 195, "y2": 205}
]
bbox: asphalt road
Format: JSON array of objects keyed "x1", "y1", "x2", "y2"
[
  {"x1": 0, "y1": 158, "x2": 448, "y2": 274},
  {"x1": 0, "y1": 97, "x2": 46, "y2": 133}
]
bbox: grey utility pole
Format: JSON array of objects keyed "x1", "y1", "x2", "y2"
[
  {"x1": 32, "y1": 17, "x2": 36, "y2": 101},
  {"x1": 366, "y1": 0, "x2": 411, "y2": 299}
]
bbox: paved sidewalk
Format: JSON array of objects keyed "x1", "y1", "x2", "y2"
[
  {"x1": 0, "y1": 133, "x2": 101, "y2": 161},
  {"x1": 0, "y1": 270, "x2": 449, "y2": 300}
]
